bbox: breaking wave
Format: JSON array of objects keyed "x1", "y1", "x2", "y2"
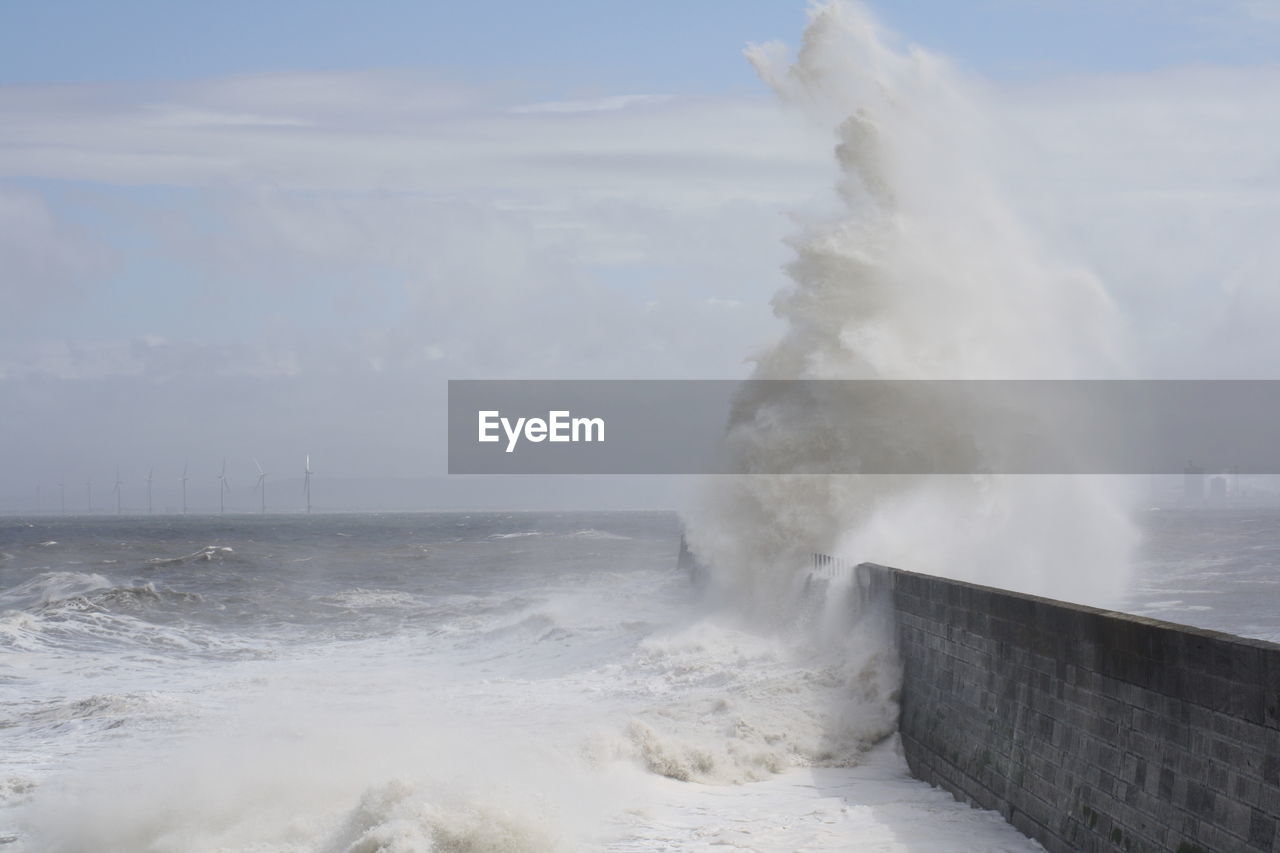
[
  {"x1": 0, "y1": 571, "x2": 202, "y2": 617},
  {"x1": 590, "y1": 610, "x2": 899, "y2": 784},
  {"x1": 686, "y1": 1, "x2": 1138, "y2": 612},
  {"x1": 566, "y1": 530, "x2": 632, "y2": 541},
  {"x1": 325, "y1": 779, "x2": 567, "y2": 853},
  {"x1": 147, "y1": 545, "x2": 235, "y2": 567}
]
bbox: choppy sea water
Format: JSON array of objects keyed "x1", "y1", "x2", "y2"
[
  {"x1": 0, "y1": 508, "x2": 1267, "y2": 852},
  {"x1": 1125, "y1": 507, "x2": 1280, "y2": 643}
]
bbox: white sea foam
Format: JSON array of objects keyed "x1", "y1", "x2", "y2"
[
  {"x1": 147, "y1": 545, "x2": 234, "y2": 566},
  {"x1": 5, "y1": 562, "x2": 919, "y2": 852},
  {"x1": 589, "y1": 603, "x2": 900, "y2": 785},
  {"x1": 317, "y1": 588, "x2": 428, "y2": 611},
  {"x1": 605, "y1": 735, "x2": 1045, "y2": 852},
  {"x1": 567, "y1": 529, "x2": 632, "y2": 541}
]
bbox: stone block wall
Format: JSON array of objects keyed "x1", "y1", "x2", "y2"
[{"x1": 863, "y1": 563, "x2": 1280, "y2": 853}]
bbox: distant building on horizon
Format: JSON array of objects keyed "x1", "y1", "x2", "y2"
[
  {"x1": 1183, "y1": 462, "x2": 1205, "y2": 501},
  {"x1": 1209, "y1": 476, "x2": 1228, "y2": 499}
]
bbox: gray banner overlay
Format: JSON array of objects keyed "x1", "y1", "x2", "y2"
[{"x1": 448, "y1": 380, "x2": 1280, "y2": 475}]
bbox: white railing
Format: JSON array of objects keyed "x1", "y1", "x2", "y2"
[{"x1": 809, "y1": 552, "x2": 858, "y2": 580}]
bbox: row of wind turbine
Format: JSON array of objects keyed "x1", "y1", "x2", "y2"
[{"x1": 30, "y1": 457, "x2": 314, "y2": 515}]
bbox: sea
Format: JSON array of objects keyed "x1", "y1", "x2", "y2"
[{"x1": 0, "y1": 507, "x2": 1275, "y2": 852}]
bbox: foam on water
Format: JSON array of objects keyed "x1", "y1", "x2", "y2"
[
  {"x1": 147, "y1": 545, "x2": 235, "y2": 566},
  {"x1": 0, "y1": 510, "x2": 1030, "y2": 852}
]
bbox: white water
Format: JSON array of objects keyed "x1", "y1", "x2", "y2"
[
  {"x1": 1, "y1": 509, "x2": 1046, "y2": 852},
  {"x1": 686, "y1": 1, "x2": 1139, "y2": 611}
]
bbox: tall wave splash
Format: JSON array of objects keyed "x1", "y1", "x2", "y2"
[{"x1": 685, "y1": 1, "x2": 1139, "y2": 614}]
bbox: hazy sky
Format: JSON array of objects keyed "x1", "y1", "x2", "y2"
[{"x1": 2, "y1": 1, "x2": 1278, "y2": 513}]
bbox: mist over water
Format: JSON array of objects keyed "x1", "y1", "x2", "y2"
[{"x1": 686, "y1": 1, "x2": 1139, "y2": 610}]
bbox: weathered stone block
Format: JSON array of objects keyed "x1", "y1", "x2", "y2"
[{"x1": 867, "y1": 563, "x2": 1280, "y2": 853}]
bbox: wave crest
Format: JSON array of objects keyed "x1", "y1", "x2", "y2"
[{"x1": 329, "y1": 779, "x2": 566, "y2": 853}]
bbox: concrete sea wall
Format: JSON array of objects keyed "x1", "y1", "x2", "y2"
[{"x1": 854, "y1": 562, "x2": 1280, "y2": 853}]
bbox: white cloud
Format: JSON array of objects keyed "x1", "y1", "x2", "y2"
[
  {"x1": 0, "y1": 185, "x2": 116, "y2": 329},
  {"x1": 0, "y1": 72, "x2": 826, "y2": 200},
  {"x1": 993, "y1": 66, "x2": 1280, "y2": 376},
  {"x1": 510, "y1": 94, "x2": 675, "y2": 114},
  {"x1": 2, "y1": 56, "x2": 1280, "y2": 495},
  {"x1": 141, "y1": 106, "x2": 314, "y2": 128}
]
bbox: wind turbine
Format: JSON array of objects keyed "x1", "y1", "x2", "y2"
[
  {"x1": 146, "y1": 468, "x2": 154, "y2": 515},
  {"x1": 86, "y1": 479, "x2": 93, "y2": 514},
  {"x1": 253, "y1": 457, "x2": 268, "y2": 515},
  {"x1": 303, "y1": 455, "x2": 312, "y2": 514},
  {"x1": 35, "y1": 485, "x2": 41, "y2": 515},
  {"x1": 59, "y1": 482, "x2": 66, "y2": 516},
  {"x1": 218, "y1": 458, "x2": 230, "y2": 515},
  {"x1": 113, "y1": 467, "x2": 123, "y2": 515},
  {"x1": 180, "y1": 461, "x2": 189, "y2": 515}
]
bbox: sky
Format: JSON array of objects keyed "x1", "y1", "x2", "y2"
[{"x1": 1, "y1": 0, "x2": 1278, "y2": 513}]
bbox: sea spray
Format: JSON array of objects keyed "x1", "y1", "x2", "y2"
[
  {"x1": 684, "y1": 0, "x2": 1139, "y2": 611},
  {"x1": 586, "y1": 578, "x2": 901, "y2": 784}
]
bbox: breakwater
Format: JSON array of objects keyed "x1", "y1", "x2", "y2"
[{"x1": 845, "y1": 561, "x2": 1280, "y2": 853}]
